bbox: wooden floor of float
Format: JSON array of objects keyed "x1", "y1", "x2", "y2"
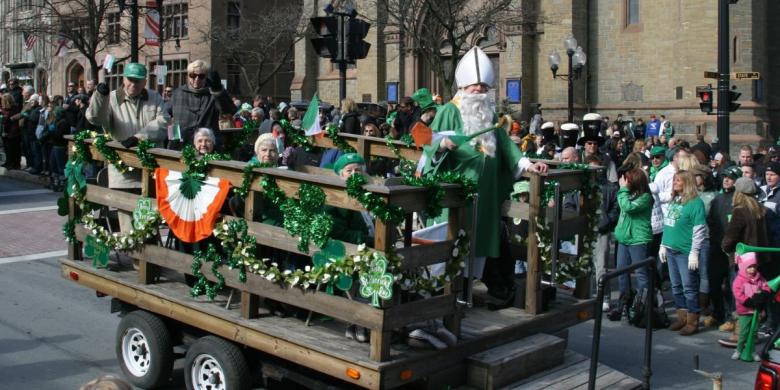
[{"x1": 61, "y1": 259, "x2": 595, "y2": 389}]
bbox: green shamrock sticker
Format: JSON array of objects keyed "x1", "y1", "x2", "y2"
[
  {"x1": 84, "y1": 234, "x2": 110, "y2": 268},
  {"x1": 335, "y1": 272, "x2": 353, "y2": 291},
  {"x1": 311, "y1": 239, "x2": 346, "y2": 267},
  {"x1": 359, "y1": 254, "x2": 394, "y2": 307},
  {"x1": 132, "y1": 197, "x2": 156, "y2": 231},
  {"x1": 64, "y1": 160, "x2": 86, "y2": 196}
]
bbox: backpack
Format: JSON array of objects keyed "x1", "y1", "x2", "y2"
[{"x1": 628, "y1": 288, "x2": 670, "y2": 329}]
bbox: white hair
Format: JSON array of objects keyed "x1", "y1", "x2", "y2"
[
  {"x1": 457, "y1": 89, "x2": 497, "y2": 157},
  {"x1": 193, "y1": 127, "x2": 215, "y2": 143},
  {"x1": 251, "y1": 107, "x2": 264, "y2": 117},
  {"x1": 187, "y1": 60, "x2": 210, "y2": 74},
  {"x1": 22, "y1": 85, "x2": 34, "y2": 94}
]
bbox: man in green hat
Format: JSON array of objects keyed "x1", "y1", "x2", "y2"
[
  {"x1": 412, "y1": 88, "x2": 438, "y2": 126},
  {"x1": 648, "y1": 145, "x2": 668, "y2": 182},
  {"x1": 86, "y1": 61, "x2": 169, "y2": 230}
]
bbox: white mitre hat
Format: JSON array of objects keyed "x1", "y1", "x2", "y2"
[{"x1": 455, "y1": 46, "x2": 495, "y2": 88}]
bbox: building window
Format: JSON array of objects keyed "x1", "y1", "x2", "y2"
[
  {"x1": 227, "y1": 1, "x2": 241, "y2": 33},
  {"x1": 227, "y1": 62, "x2": 241, "y2": 94},
  {"x1": 18, "y1": 0, "x2": 32, "y2": 10},
  {"x1": 149, "y1": 59, "x2": 189, "y2": 88},
  {"x1": 107, "y1": 12, "x2": 120, "y2": 45},
  {"x1": 162, "y1": 2, "x2": 189, "y2": 40},
  {"x1": 626, "y1": 0, "x2": 640, "y2": 25},
  {"x1": 105, "y1": 64, "x2": 124, "y2": 91}
]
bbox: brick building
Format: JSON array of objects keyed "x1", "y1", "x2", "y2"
[{"x1": 293, "y1": 0, "x2": 779, "y2": 146}]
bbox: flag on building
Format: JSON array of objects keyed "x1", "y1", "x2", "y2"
[
  {"x1": 23, "y1": 32, "x2": 37, "y2": 51},
  {"x1": 54, "y1": 32, "x2": 71, "y2": 57},
  {"x1": 144, "y1": 0, "x2": 161, "y2": 46},
  {"x1": 302, "y1": 93, "x2": 322, "y2": 136}
]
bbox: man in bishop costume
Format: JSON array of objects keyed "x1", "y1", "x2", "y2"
[{"x1": 426, "y1": 46, "x2": 548, "y2": 279}]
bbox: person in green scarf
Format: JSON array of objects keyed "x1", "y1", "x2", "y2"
[{"x1": 649, "y1": 145, "x2": 669, "y2": 182}]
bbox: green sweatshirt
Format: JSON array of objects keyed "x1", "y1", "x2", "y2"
[{"x1": 614, "y1": 188, "x2": 654, "y2": 245}]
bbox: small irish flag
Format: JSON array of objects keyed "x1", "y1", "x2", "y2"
[{"x1": 302, "y1": 93, "x2": 322, "y2": 136}]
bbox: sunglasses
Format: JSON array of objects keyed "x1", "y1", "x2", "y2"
[
  {"x1": 189, "y1": 73, "x2": 207, "y2": 80},
  {"x1": 652, "y1": 155, "x2": 664, "y2": 159},
  {"x1": 585, "y1": 141, "x2": 597, "y2": 146}
]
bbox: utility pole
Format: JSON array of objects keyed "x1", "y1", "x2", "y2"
[
  {"x1": 716, "y1": 0, "x2": 731, "y2": 147},
  {"x1": 130, "y1": 0, "x2": 139, "y2": 63},
  {"x1": 157, "y1": 0, "x2": 164, "y2": 93}
]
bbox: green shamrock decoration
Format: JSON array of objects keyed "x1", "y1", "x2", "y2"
[
  {"x1": 179, "y1": 173, "x2": 204, "y2": 200},
  {"x1": 132, "y1": 198, "x2": 157, "y2": 231},
  {"x1": 312, "y1": 240, "x2": 353, "y2": 292},
  {"x1": 57, "y1": 195, "x2": 69, "y2": 216},
  {"x1": 359, "y1": 254, "x2": 394, "y2": 307},
  {"x1": 64, "y1": 160, "x2": 86, "y2": 196},
  {"x1": 84, "y1": 234, "x2": 110, "y2": 268}
]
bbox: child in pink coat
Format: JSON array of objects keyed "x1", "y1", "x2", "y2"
[{"x1": 731, "y1": 252, "x2": 771, "y2": 360}]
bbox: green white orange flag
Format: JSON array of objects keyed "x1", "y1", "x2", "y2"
[{"x1": 302, "y1": 94, "x2": 321, "y2": 136}]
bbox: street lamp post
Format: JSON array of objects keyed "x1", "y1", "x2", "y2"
[{"x1": 548, "y1": 36, "x2": 587, "y2": 122}]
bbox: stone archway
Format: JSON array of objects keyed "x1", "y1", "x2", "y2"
[{"x1": 66, "y1": 60, "x2": 85, "y2": 88}]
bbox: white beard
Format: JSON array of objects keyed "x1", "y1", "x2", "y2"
[{"x1": 457, "y1": 90, "x2": 497, "y2": 157}]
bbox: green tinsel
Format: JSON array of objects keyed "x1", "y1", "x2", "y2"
[
  {"x1": 71, "y1": 130, "x2": 93, "y2": 164},
  {"x1": 94, "y1": 134, "x2": 129, "y2": 173},
  {"x1": 278, "y1": 119, "x2": 314, "y2": 152},
  {"x1": 234, "y1": 161, "x2": 264, "y2": 200},
  {"x1": 63, "y1": 220, "x2": 76, "y2": 243},
  {"x1": 135, "y1": 139, "x2": 159, "y2": 170},
  {"x1": 224, "y1": 120, "x2": 258, "y2": 155},
  {"x1": 190, "y1": 244, "x2": 226, "y2": 300},
  {"x1": 280, "y1": 183, "x2": 333, "y2": 252},
  {"x1": 345, "y1": 174, "x2": 405, "y2": 225},
  {"x1": 400, "y1": 133, "x2": 414, "y2": 148},
  {"x1": 326, "y1": 123, "x2": 356, "y2": 153},
  {"x1": 180, "y1": 144, "x2": 229, "y2": 179}
]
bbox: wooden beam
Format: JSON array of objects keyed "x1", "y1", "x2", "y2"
[
  {"x1": 383, "y1": 294, "x2": 457, "y2": 329},
  {"x1": 84, "y1": 184, "x2": 145, "y2": 212},
  {"x1": 395, "y1": 240, "x2": 457, "y2": 270},
  {"x1": 68, "y1": 196, "x2": 82, "y2": 261},
  {"x1": 525, "y1": 174, "x2": 543, "y2": 315}
]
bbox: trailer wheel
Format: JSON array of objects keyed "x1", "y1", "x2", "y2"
[
  {"x1": 115, "y1": 311, "x2": 174, "y2": 389},
  {"x1": 184, "y1": 335, "x2": 250, "y2": 390}
]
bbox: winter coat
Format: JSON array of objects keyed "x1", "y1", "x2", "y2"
[
  {"x1": 732, "y1": 255, "x2": 770, "y2": 315},
  {"x1": 168, "y1": 84, "x2": 236, "y2": 146},
  {"x1": 614, "y1": 189, "x2": 653, "y2": 245},
  {"x1": 707, "y1": 190, "x2": 734, "y2": 265},
  {"x1": 339, "y1": 111, "x2": 361, "y2": 134},
  {"x1": 722, "y1": 206, "x2": 773, "y2": 277},
  {"x1": 1, "y1": 106, "x2": 21, "y2": 138},
  {"x1": 759, "y1": 183, "x2": 780, "y2": 247},
  {"x1": 597, "y1": 180, "x2": 620, "y2": 234},
  {"x1": 86, "y1": 87, "x2": 169, "y2": 188}
]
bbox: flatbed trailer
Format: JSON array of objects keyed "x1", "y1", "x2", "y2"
[{"x1": 59, "y1": 133, "x2": 639, "y2": 389}]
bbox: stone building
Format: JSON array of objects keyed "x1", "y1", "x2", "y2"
[
  {"x1": 293, "y1": 0, "x2": 779, "y2": 145},
  {"x1": 1, "y1": 0, "x2": 297, "y2": 102}
]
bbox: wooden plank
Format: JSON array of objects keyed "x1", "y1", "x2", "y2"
[
  {"x1": 383, "y1": 294, "x2": 457, "y2": 329},
  {"x1": 395, "y1": 240, "x2": 456, "y2": 270},
  {"x1": 228, "y1": 216, "x2": 360, "y2": 257},
  {"x1": 525, "y1": 174, "x2": 543, "y2": 314},
  {"x1": 67, "y1": 196, "x2": 82, "y2": 261},
  {"x1": 84, "y1": 184, "x2": 145, "y2": 212},
  {"x1": 444, "y1": 206, "x2": 464, "y2": 337},
  {"x1": 370, "y1": 330, "x2": 392, "y2": 362},
  {"x1": 467, "y1": 334, "x2": 566, "y2": 389},
  {"x1": 60, "y1": 261, "x2": 382, "y2": 389},
  {"x1": 240, "y1": 290, "x2": 260, "y2": 319}
]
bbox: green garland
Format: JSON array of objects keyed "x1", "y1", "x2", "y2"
[
  {"x1": 280, "y1": 183, "x2": 333, "y2": 252},
  {"x1": 278, "y1": 119, "x2": 314, "y2": 152},
  {"x1": 233, "y1": 160, "x2": 263, "y2": 200},
  {"x1": 63, "y1": 219, "x2": 77, "y2": 243},
  {"x1": 224, "y1": 120, "x2": 258, "y2": 155},
  {"x1": 326, "y1": 123, "x2": 356, "y2": 153},
  {"x1": 345, "y1": 174, "x2": 405, "y2": 225},
  {"x1": 71, "y1": 130, "x2": 94, "y2": 163},
  {"x1": 190, "y1": 244, "x2": 226, "y2": 299},
  {"x1": 94, "y1": 134, "x2": 130, "y2": 173},
  {"x1": 135, "y1": 139, "x2": 159, "y2": 170},
  {"x1": 180, "y1": 144, "x2": 229, "y2": 178},
  {"x1": 399, "y1": 133, "x2": 414, "y2": 147}
]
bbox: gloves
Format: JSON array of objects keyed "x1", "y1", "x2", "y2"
[
  {"x1": 120, "y1": 136, "x2": 139, "y2": 149},
  {"x1": 744, "y1": 297, "x2": 755, "y2": 308},
  {"x1": 753, "y1": 291, "x2": 771, "y2": 308},
  {"x1": 688, "y1": 251, "x2": 699, "y2": 271},
  {"x1": 96, "y1": 82, "x2": 109, "y2": 96},
  {"x1": 658, "y1": 246, "x2": 668, "y2": 263},
  {"x1": 207, "y1": 71, "x2": 222, "y2": 91}
]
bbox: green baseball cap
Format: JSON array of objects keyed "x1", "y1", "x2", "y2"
[
  {"x1": 333, "y1": 153, "x2": 365, "y2": 175},
  {"x1": 650, "y1": 145, "x2": 667, "y2": 157},
  {"x1": 723, "y1": 165, "x2": 742, "y2": 180},
  {"x1": 123, "y1": 63, "x2": 147, "y2": 79}
]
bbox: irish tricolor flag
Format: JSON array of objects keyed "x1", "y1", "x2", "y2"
[{"x1": 302, "y1": 93, "x2": 322, "y2": 136}]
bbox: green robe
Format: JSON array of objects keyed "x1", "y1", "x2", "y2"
[{"x1": 427, "y1": 101, "x2": 523, "y2": 258}]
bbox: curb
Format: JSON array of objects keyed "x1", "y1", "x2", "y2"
[{"x1": 0, "y1": 167, "x2": 51, "y2": 187}]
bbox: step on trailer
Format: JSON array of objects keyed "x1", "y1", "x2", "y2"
[{"x1": 61, "y1": 133, "x2": 629, "y2": 389}]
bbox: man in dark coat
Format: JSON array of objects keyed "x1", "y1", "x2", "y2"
[{"x1": 168, "y1": 59, "x2": 236, "y2": 148}]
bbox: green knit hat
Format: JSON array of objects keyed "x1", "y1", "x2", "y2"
[
  {"x1": 723, "y1": 165, "x2": 742, "y2": 180},
  {"x1": 333, "y1": 153, "x2": 365, "y2": 175},
  {"x1": 650, "y1": 145, "x2": 667, "y2": 157},
  {"x1": 123, "y1": 63, "x2": 147, "y2": 79},
  {"x1": 412, "y1": 88, "x2": 436, "y2": 110}
]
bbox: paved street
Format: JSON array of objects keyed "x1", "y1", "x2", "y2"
[{"x1": 0, "y1": 174, "x2": 764, "y2": 389}]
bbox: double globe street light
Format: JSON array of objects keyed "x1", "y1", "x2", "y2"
[{"x1": 548, "y1": 36, "x2": 587, "y2": 122}]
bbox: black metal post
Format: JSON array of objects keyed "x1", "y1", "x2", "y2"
[
  {"x1": 716, "y1": 0, "x2": 730, "y2": 147},
  {"x1": 130, "y1": 1, "x2": 139, "y2": 63},
  {"x1": 567, "y1": 51, "x2": 574, "y2": 123},
  {"x1": 643, "y1": 259, "x2": 654, "y2": 389},
  {"x1": 337, "y1": 14, "x2": 347, "y2": 107}
]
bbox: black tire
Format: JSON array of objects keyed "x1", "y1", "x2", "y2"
[
  {"x1": 184, "y1": 335, "x2": 250, "y2": 390},
  {"x1": 115, "y1": 310, "x2": 174, "y2": 389}
]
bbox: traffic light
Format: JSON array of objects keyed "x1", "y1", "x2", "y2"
[
  {"x1": 310, "y1": 16, "x2": 339, "y2": 60},
  {"x1": 728, "y1": 89, "x2": 741, "y2": 112},
  {"x1": 345, "y1": 18, "x2": 371, "y2": 62},
  {"x1": 697, "y1": 86, "x2": 713, "y2": 114}
]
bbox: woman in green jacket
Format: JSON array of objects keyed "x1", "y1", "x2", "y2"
[{"x1": 615, "y1": 168, "x2": 654, "y2": 296}]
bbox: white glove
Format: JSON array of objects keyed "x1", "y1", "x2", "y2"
[
  {"x1": 658, "y1": 246, "x2": 668, "y2": 263},
  {"x1": 688, "y1": 251, "x2": 699, "y2": 271}
]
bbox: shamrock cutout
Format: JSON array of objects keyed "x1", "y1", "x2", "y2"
[
  {"x1": 132, "y1": 197, "x2": 156, "y2": 231},
  {"x1": 359, "y1": 254, "x2": 394, "y2": 307},
  {"x1": 311, "y1": 239, "x2": 346, "y2": 267},
  {"x1": 84, "y1": 234, "x2": 110, "y2": 268},
  {"x1": 64, "y1": 160, "x2": 86, "y2": 196},
  {"x1": 335, "y1": 272, "x2": 353, "y2": 291},
  {"x1": 57, "y1": 195, "x2": 69, "y2": 216}
]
